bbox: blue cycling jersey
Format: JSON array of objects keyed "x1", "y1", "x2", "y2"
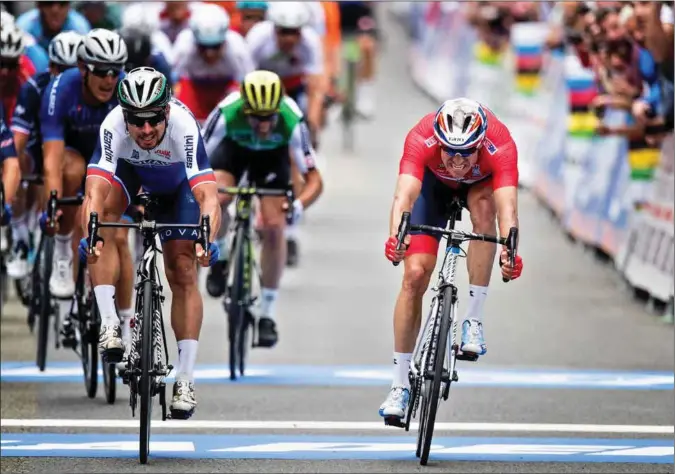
[
  {"x1": 41, "y1": 68, "x2": 125, "y2": 161},
  {"x1": 23, "y1": 33, "x2": 50, "y2": 74},
  {"x1": 1, "y1": 103, "x2": 18, "y2": 161},
  {"x1": 16, "y1": 9, "x2": 91, "y2": 51},
  {"x1": 12, "y1": 71, "x2": 52, "y2": 152}
]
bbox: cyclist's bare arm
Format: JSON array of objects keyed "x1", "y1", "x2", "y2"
[
  {"x1": 389, "y1": 174, "x2": 422, "y2": 237},
  {"x1": 43, "y1": 140, "x2": 65, "y2": 199},
  {"x1": 493, "y1": 186, "x2": 518, "y2": 242},
  {"x1": 191, "y1": 182, "x2": 221, "y2": 242},
  {"x1": 306, "y1": 72, "x2": 326, "y2": 129},
  {"x1": 289, "y1": 122, "x2": 323, "y2": 208},
  {"x1": 2, "y1": 157, "x2": 21, "y2": 205},
  {"x1": 81, "y1": 176, "x2": 111, "y2": 235}
]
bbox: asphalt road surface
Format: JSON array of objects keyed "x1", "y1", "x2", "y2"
[{"x1": 1, "y1": 13, "x2": 673, "y2": 474}]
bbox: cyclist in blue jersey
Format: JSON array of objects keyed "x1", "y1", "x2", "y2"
[
  {"x1": 7, "y1": 31, "x2": 83, "y2": 282},
  {"x1": 40, "y1": 29, "x2": 133, "y2": 341},
  {"x1": 120, "y1": 29, "x2": 174, "y2": 89},
  {"x1": 1, "y1": 104, "x2": 21, "y2": 226},
  {"x1": 16, "y1": 1, "x2": 90, "y2": 52},
  {"x1": 82, "y1": 68, "x2": 221, "y2": 418}
]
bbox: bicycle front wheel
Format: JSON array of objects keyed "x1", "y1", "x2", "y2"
[
  {"x1": 226, "y1": 226, "x2": 246, "y2": 381},
  {"x1": 36, "y1": 238, "x2": 54, "y2": 372},
  {"x1": 139, "y1": 279, "x2": 154, "y2": 464},
  {"x1": 417, "y1": 286, "x2": 452, "y2": 465}
]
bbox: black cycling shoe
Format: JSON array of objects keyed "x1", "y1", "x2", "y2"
[
  {"x1": 257, "y1": 317, "x2": 278, "y2": 348},
  {"x1": 286, "y1": 238, "x2": 299, "y2": 267},
  {"x1": 60, "y1": 319, "x2": 77, "y2": 349},
  {"x1": 206, "y1": 260, "x2": 227, "y2": 298}
]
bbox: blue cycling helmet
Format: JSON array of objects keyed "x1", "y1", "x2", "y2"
[{"x1": 236, "y1": 1, "x2": 268, "y2": 10}]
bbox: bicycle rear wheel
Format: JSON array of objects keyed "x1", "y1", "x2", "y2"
[
  {"x1": 36, "y1": 237, "x2": 54, "y2": 372},
  {"x1": 417, "y1": 286, "x2": 452, "y2": 465},
  {"x1": 139, "y1": 279, "x2": 154, "y2": 464},
  {"x1": 226, "y1": 226, "x2": 246, "y2": 381}
]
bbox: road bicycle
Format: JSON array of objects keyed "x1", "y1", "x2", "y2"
[
  {"x1": 218, "y1": 180, "x2": 293, "y2": 381},
  {"x1": 86, "y1": 193, "x2": 211, "y2": 464},
  {"x1": 386, "y1": 195, "x2": 518, "y2": 466}
]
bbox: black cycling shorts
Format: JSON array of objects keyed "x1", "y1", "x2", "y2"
[
  {"x1": 209, "y1": 138, "x2": 291, "y2": 189},
  {"x1": 339, "y1": 3, "x2": 378, "y2": 36}
]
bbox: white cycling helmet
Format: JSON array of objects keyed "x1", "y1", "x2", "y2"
[
  {"x1": 433, "y1": 98, "x2": 489, "y2": 151},
  {"x1": 77, "y1": 28, "x2": 128, "y2": 65},
  {"x1": 48, "y1": 31, "x2": 83, "y2": 67},
  {"x1": 1, "y1": 10, "x2": 15, "y2": 27},
  {"x1": 267, "y1": 1, "x2": 310, "y2": 29},
  {"x1": 117, "y1": 67, "x2": 171, "y2": 112},
  {"x1": 0, "y1": 23, "x2": 24, "y2": 59},
  {"x1": 190, "y1": 4, "x2": 230, "y2": 46},
  {"x1": 120, "y1": 4, "x2": 160, "y2": 35}
]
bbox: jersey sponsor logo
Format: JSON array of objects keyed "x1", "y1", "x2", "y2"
[
  {"x1": 184, "y1": 135, "x2": 194, "y2": 169},
  {"x1": 155, "y1": 149, "x2": 171, "y2": 159},
  {"x1": 14, "y1": 105, "x2": 25, "y2": 116},
  {"x1": 1, "y1": 138, "x2": 13, "y2": 148},
  {"x1": 123, "y1": 157, "x2": 173, "y2": 168},
  {"x1": 47, "y1": 75, "x2": 61, "y2": 116},
  {"x1": 131, "y1": 150, "x2": 139, "y2": 160},
  {"x1": 472, "y1": 165, "x2": 481, "y2": 177},
  {"x1": 425, "y1": 135, "x2": 437, "y2": 148},
  {"x1": 300, "y1": 123, "x2": 312, "y2": 155},
  {"x1": 103, "y1": 130, "x2": 114, "y2": 163},
  {"x1": 484, "y1": 138, "x2": 497, "y2": 155}
]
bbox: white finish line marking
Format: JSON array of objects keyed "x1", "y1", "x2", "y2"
[{"x1": 1, "y1": 419, "x2": 672, "y2": 434}]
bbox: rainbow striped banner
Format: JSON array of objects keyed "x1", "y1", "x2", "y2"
[{"x1": 473, "y1": 41, "x2": 505, "y2": 66}]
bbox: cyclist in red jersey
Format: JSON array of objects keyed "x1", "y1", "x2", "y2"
[
  {"x1": 1, "y1": 25, "x2": 36, "y2": 124},
  {"x1": 380, "y1": 98, "x2": 524, "y2": 420}
]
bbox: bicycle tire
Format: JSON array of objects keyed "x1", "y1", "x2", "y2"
[
  {"x1": 237, "y1": 238, "x2": 254, "y2": 377},
  {"x1": 36, "y1": 238, "x2": 54, "y2": 372},
  {"x1": 14, "y1": 276, "x2": 30, "y2": 307},
  {"x1": 139, "y1": 278, "x2": 154, "y2": 465},
  {"x1": 27, "y1": 237, "x2": 45, "y2": 332},
  {"x1": 418, "y1": 285, "x2": 453, "y2": 466},
  {"x1": 80, "y1": 292, "x2": 99, "y2": 399},
  {"x1": 227, "y1": 225, "x2": 246, "y2": 381}
]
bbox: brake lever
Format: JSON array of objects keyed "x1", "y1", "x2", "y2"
[
  {"x1": 501, "y1": 227, "x2": 518, "y2": 283},
  {"x1": 200, "y1": 214, "x2": 211, "y2": 255},
  {"x1": 393, "y1": 212, "x2": 411, "y2": 267},
  {"x1": 87, "y1": 212, "x2": 100, "y2": 257}
]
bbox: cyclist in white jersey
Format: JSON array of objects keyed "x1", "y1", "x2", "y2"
[
  {"x1": 82, "y1": 67, "x2": 221, "y2": 419},
  {"x1": 304, "y1": 2, "x2": 326, "y2": 37},
  {"x1": 120, "y1": 3, "x2": 176, "y2": 66},
  {"x1": 173, "y1": 3, "x2": 254, "y2": 124}
]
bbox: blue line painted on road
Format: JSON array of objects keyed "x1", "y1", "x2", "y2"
[
  {"x1": 1, "y1": 363, "x2": 673, "y2": 390},
  {"x1": 1, "y1": 434, "x2": 672, "y2": 463}
]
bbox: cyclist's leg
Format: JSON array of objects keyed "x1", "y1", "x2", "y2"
[
  {"x1": 158, "y1": 180, "x2": 203, "y2": 418},
  {"x1": 205, "y1": 137, "x2": 241, "y2": 298},
  {"x1": 6, "y1": 148, "x2": 37, "y2": 279},
  {"x1": 114, "y1": 220, "x2": 135, "y2": 348},
  {"x1": 49, "y1": 148, "x2": 85, "y2": 299},
  {"x1": 251, "y1": 146, "x2": 292, "y2": 347},
  {"x1": 460, "y1": 179, "x2": 497, "y2": 356},
  {"x1": 380, "y1": 170, "x2": 448, "y2": 418},
  {"x1": 89, "y1": 162, "x2": 138, "y2": 362}
]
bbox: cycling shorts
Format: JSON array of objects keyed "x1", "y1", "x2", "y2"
[
  {"x1": 339, "y1": 3, "x2": 377, "y2": 36},
  {"x1": 407, "y1": 169, "x2": 492, "y2": 257},
  {"x1": 24, "y1": 142, "x2": 43, "y2": 175},
  {"x1": 113, "y1": 159, "x2": 200, "y2": 242},
  {"x1": 209, "y1": 138, "x2": 291, "y2": 190}
]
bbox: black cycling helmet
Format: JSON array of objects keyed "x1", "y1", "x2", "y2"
[{"x1": 120, "y1": 29, "x2": 152, "y2": 72}]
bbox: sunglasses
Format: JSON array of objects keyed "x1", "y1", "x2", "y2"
[
  {"x1": 124, "y1": 110, "x2": 166, "y2": 127},
  {"x1": 197, "y1": 43, "x2": 223, "y2": 52},
  {"x1": 276, "y1": 27, "x2": 301, "y2": 37},
  {"x1": 85, "y1": 63, "x2": 122, "y2": 78},
  {"x1": 441, "y1": 145, "x2": 479, "y2": 158},
  {"x1": 247, "y1": 113, "x2": 278, "y2": 124},
  {"x1": 0, "y1": 60, "x2": 20, "y2": 70},
  {"x1": 242, "y1": 13, "x2": 265, "y2": 22}
]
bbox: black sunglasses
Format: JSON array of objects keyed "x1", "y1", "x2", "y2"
[
  {"x1": 124, "y1": 110, "x2": 167, "y2": 127},
  {"x1": 85, "y1": 63, "x2": 123, "y2": 78},
  {"x1": 441, "y1": 144, "x2": 479, "y2": 158},
  {"x1": 1, "y1": 60, "x2": 20, "y2": 70},
  {"x1": 276, "y1": 27, "x2": 301, "y2": 36},
  {"x1": 243, "y1": 13, "x2": 265, "y2": 22},
  {"x1": 197, "y1": 43, "x2": 224, "y2": 52}
]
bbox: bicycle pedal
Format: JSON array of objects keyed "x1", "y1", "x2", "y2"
[
  {"x1": 456, "y1": 352, "x2": 479, "y2": 362},
  {"x1": 383, "y1": 416, "x2": 405, "y2": 429}
]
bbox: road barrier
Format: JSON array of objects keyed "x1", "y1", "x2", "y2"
[{"x1": 393, "y1": 2, "x2": 674, "y2": 311}]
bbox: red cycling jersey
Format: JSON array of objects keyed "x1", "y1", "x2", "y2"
[
  {"x1": 2, "y1": 55, "x2": 36, "y2": 124},
  {"x1": 399, "y1": 106, "x2": 519, "y2": 190}
]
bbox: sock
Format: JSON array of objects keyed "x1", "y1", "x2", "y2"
[
  {"x1": 464, "y1": 285, "x2": 488, "y2": 323},
  {"x1": 28, "y1": 204, "x2": 39, "y2": 234},
  {"x1": 118, "y1": 308, "x2": 134, "y2": 345},
  {"x1": 216, "y1": 236, "x2": 229, "y2": 262},
  {"x1": 10, "y1": 214, "x2": 30, "y2": 243},
  {"x1": 55, "y1": 232, "x2": 73, "y2": 257},
  {"x1": 393, "y1": 352, "x2": 412, "y2": 389},
  {"x1": 284, "y1": 223, "x2": 298, "y2": 240},
  {"x1": 94, "y1": 285, "x2": 119, "y2": 327},
  {"x1": 260, "y1": 287, "x2": 278, "y2": 321},
  {"x1": 176, "y1": 339, "x2": 199, "y2": 382}
]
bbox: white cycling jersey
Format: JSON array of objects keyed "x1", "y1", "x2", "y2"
[
  {"x1": 87, "y1": 100, "x2": 215, "y2": 195},
  {"x1": 173, "y1": 28, "x2": 254, "y2": 83},
  {"x1": 305, "y1": 2, "x2": 326, "y2": 37},
  {"x1": 245, "y1": 20, "x2": 323, "y2": 90}
]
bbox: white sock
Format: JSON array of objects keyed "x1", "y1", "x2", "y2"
[
  {"x1": 10, "y1": 214, "x2": 30, "y2": 243},
  {"x1": 392, "y1": 352, "x2": 412, "y2": 389},
  {"x1": 216, "y1": 236, "x2": 229, "y2": 262},
  {"x1": 118, "y1": 308, "x2": 134, "y2": 346},
  {"x1": 176, "y1": 339, "x2": 199, "y2": 382},
  {"x1": 260, "y1": 287, "x2": 278, "y2": 321},
  {"x1": 55, "y1": 232, "x2": 73, "y2": 257},
  {"x1": 28, "y1": 204, "x2": 40, "y2": 234},
  {"x1": 94, "y1": 285, "x2": 119, "y2": 326},
  {"x1": 464, "y1": 285, "x2": 488, "y2": 323},
  {"x1": 284, "y1": 223, "x2": 298, "y2": 239}
]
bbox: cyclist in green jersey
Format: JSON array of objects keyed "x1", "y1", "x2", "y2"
[{"x1": 202, "y1": 70, "x2": 323, "y2": 346}]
